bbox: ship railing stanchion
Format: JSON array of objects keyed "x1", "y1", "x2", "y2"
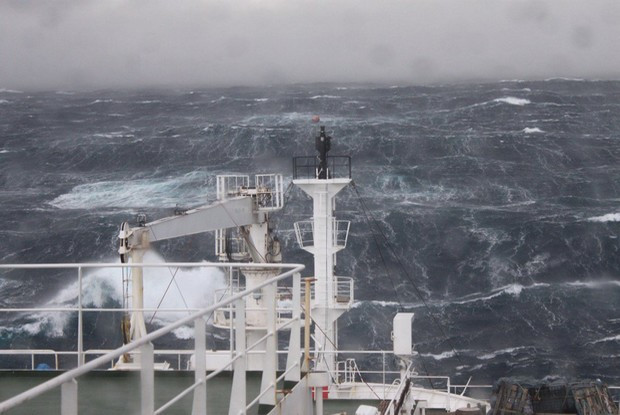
[
  {"x1": 192, "y1": 316, "x2": 207, "y2": 415},
  {"x1": 259, "y1": 282, "x2": 277, "y2": 408},
  {"x1": 61, "y1": 379, "x2": 78, "y2": 415},
  {"x1": 229, "y1": 298, "x2": 246, "y2": 415},
  {"x1": 77, "y1": 266, "x2": 83, "y2": 367},
  {"x1": 140, "y1": 341, "x2": 155, "y2": 415},
  {"x1": 285, "y1": 272, "x2": 302, "y2": 382},
  {"x1": 302, "y1": 277, "x2": 315, "y2": 373}
]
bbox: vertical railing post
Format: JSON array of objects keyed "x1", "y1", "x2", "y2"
[
  {"x1": 77, "y1": 267, "x2": 83, "y2": 367},
  {"x1": 446, "y1": 377, "x2": 451, "y2": 411},
  {"x1": 140, "y1": 342, "x2": 154, "y2": 415},
  {"x1": 285, "y1": 272, "x2": 301, "y2": 382},
  {"x1": 302, "y1": 278, "x2": 314, "y2": 373},
  {"x1": 229, "y1": 298, "x2": 246, "y2": 415},
  {"x1": 229, "y1": 266, "x2": 234, "y2": 356},
  {"x1": 192, "y1": 317, "x2": 207, "y2": 415},
  {"x1": 259, "y1": 282, "x2": 277, "y2": 407},
  {"x1": 382, "y1": 352, "x2": 386, "y2": 399},
  {"x1": 61, "y1": 379, "x2": 78, "y2": 415}
]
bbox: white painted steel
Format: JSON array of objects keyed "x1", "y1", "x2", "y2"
[
  {"x1": 192, "y1": 317, "x2": 207, "y2": 415},
  {"x1": 61, "y1": 380, "x2": 78, "y2": 415},
  {"x1": 140, "y1": 342, "x2": 154, "y2": 415},
  {"x1": 77, "y1": 267, "x2": 83, "y2": 367},
  {"x1": 229, "y1": 298, "x2": 246, "y2": 415},
  {"x1": 285, "y1": 272, "x2": 302, "y2": 382},
  {"x1": 259, "y1": 282, "x2": 277, "y2": 406},
  {"x1": 393, "y1": 313, "x2": 415, "y2": 357}
]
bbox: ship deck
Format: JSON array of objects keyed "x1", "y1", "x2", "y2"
[{"x1": 0, "y1": 371, "x2": 378, "y2": 415}]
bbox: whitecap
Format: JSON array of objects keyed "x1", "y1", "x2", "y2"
[
  {"x1": 0, "y1": 99, "x2": 9, "y2": 104},
  {"x1": 421, "y1": 350, "x2": 456, "y2": 360},
  {"x1": 478, "y1": 346, "x2": 530, "y2": 360},
  {"x1": 587, "y1": 213, "x2": 620, "y2": 222},
  {"x1": 523, "y1": 127, "x2": 544, "y2": 134},
  {"x1": 49, "y1": 171, "x2": 211, "y2": 209},
  {"x1": 0, "y1": 88, "x2": 22, "y2": 94},
  {"x1": 253, "y1": 98, "x2": 269, "y2": 102},
  {"x1": 309, "y1": 95, "x2": 341, "y2": 100},
  {"x1": 450, "y1": 283, "x2": 542, "y2": 305},
  {"x1": 565, "y1": 280, "x2": 620, "y2": 289},
  {"x1": 493, "y1": 97, "x2": 531, "y2": 106},
  {"x1": 88, "y1": 99, "x2": 116, "y2": 105},
  {"x1": 588, "y1": 334, "x2": 620, "y2": 345}
]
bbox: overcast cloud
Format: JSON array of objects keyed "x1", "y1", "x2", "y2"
[{"x1": 1, "y1": 0, "x2": 619, "y2": 90}]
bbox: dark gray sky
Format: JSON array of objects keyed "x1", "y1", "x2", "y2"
[{"x1": 1, "y1": 0, "x2": 619, "y2": 90}]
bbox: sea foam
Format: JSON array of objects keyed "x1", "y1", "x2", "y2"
[{"x1": 494, "y1": 97, "x2": 531, "y2": 106}]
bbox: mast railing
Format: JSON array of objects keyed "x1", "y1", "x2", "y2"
[
  {"x1": 0, "y1": 262, "x2": 304, "y2": 414},
  {"x1": 292, "y1": 155, "x2": 351, "y2": 180}
]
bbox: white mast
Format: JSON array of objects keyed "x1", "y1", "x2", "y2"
[{"x1": 293, "y1": 125, "x2": 352, "y2": 378}]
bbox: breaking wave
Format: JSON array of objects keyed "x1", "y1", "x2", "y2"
[
  {"x1": 0, "y1": 252, "x2": 226, "y2": 339},
  {"x1": 49, "y1": 172, "x2": 213, "y2": 209},
  {"x1": 494, "y1": 97, "x2": 531, "y2": 106},
  {"x1": 587, "y1": 213, "x2": 620, "y2": 222}
]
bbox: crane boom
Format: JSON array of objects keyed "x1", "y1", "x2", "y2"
[{"x1": 142, "y1": 197, "x2": 255, "y2": 242}]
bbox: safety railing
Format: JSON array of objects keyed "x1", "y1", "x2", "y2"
[
  {"x1": 292, "y1": 155, "x2": 351, "y2": 180},
  {"x1": 0, "y1": 262, "x2": 304, "y2": 415},
  {"x1": 299, "y1": 276, "x2": 354, "y2": 308},
  {"x1": 294, "y1": 219, "x2": 351, "y2": 251}
]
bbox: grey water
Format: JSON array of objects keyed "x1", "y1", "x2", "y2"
[{"x1": 1, "y1": 80, "x2": 620, "y2": 385}]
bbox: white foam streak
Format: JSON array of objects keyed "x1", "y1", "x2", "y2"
[
  {"x1": 587, "y1": 213, "x2": 620, "y2": 222},
  {"x1": 478, "y1": 346, "x2": 530, "y2": 360},
  {"x1": 565, "y1": 280, "x2": 620, "y2": 289},
  {"x1": 309, "y1": 95, "x2": 341, "y2": 100},
  {"x1": 588, "y1": 334, "x2": 620, "y2": 345},
  {"x1": 494, "y1": 97, "x2": 531, "y2": 106},
  {"x1": 523, "y1": 127, "x2": 544, "y2": 134},
  {"x1": 49, "y1": 172, "x2": 212, "y2": 209},
  {"x1": 421, "y1": 350, "x2": 456, "y2": 360}
]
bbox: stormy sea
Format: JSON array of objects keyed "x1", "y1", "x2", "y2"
[{"x1": 1, "y1": 80, "x2": 619, "y2": 387}]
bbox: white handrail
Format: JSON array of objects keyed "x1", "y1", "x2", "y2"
[{"x1": 0, "y1": 261, "x2": 304, "y2": 413}]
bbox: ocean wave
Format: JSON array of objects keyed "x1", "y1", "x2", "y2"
[
  {"x1": 523, "y1": 127, "x2": 544, "y2": 134},
  {"x1": 1, "y1": 252, "x2": 226, "y2": 339},
  {"x1": 493, "y1": 97, "x2": 531, "y2": 106},
  {"x1": 421, "y1": 350, "x2": 457, "y2": 360},
  {"x1": 351, "y1": 300, "x2": 402, "y2": 309},
  {"x1": 49, "y1": 172, "x2": 212, "y2": 209},
  {"x1": 565, "y1": 280, "x2": 620, "y2": 289},
  {"x1": 0, "y1": 88, "x2": 22, "y2": 94},
  {"x1": 588, "y1": 334, "x2": 620, "y2": 345},
  {"x1": 0, "y1": 99, "x2": 9, "y2": 104},
  {"x1": 92, "y1": 132, "x2": 136, "y2": 139},
  {"x1": 309, "y1": 95, "x2": 341, "y2": 100},
  {"x1": 587, "y1": 213, "x2": 620, "y2": 222},
  {"x1": 478, "y1": 346, "x2": 532, "y2": 360},
  {"x1": 88, "y1": 99, "x2": 119, "y2": 105},
  {"x1": 544, "y1": 77, "x2": 586, "y2": 82},
  {"x1": 451, "y1": 283, "x2": 549, "y2": 305}
]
